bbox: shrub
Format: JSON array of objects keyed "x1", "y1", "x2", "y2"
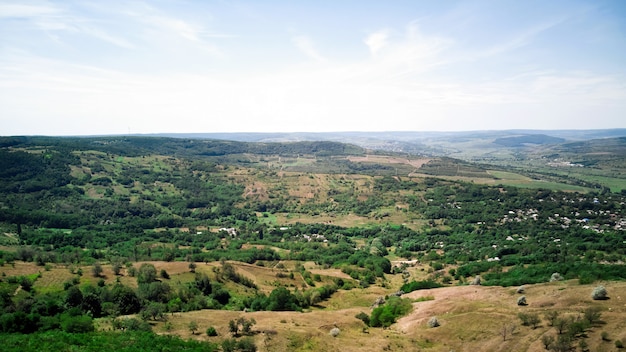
[
  {"x1": 92, "y1": 262, "x2": 103, "y2": 277},
  {"x1": 601, "y1": 331, "x2": 610, "y2": 341},
  {"x1": 470, "y1": 275, "x2": 481, "y2": 285},
  {"x1": 206, "y1": 326, "x2": 218, "y2": 336},
  {"x1": 355, "y1": 312, "x2": 370, "y2": 325},
  {"x1": 545, "y1": 311, "x2": 559, "y2": 327},
  {"x1": 60, "y1": 314, "x2": 94, "y2": 333},
  {"x1": 516, "y1": 285, "x2": 525, "y2": 294},
  {"x1": 541, "y1": 335, "x2": 555, "y2": 349},
  {"x1": 369, "y1": 297, "x2": 412, "y2": 328},
  {"x1": 615, "y1": 339, "x2": 624, "y2": 349},
  {"x1": 591, "y1": 285, "x2": 608, "y2": 300},
  {"x1": 517, "y1": 296, "x2": 527, "y2": 306},
  {"x1": 427, "y1": 316, "x2": 440, "y2": 328},
  {"x1": 400, "y1": 279, "x2": 442, "y2": 293},
  {"x1": 518, "y1": 312, "x2": 540, "y2": 328},
  {"x1": 188, "y1": 320, "x2": 198, "y2": 335},
  {"x1": 236, "y1": 337, "x2": 257, "y2": 352},
  {"x1": 583, "y1": 306, "x2": 602, "y2": 325},
  {"x1": 330, "y1": 327, "x2": 340, "y2": 337}
]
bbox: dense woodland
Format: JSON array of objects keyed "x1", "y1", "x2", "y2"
[{"x1": 0, "y1": 136, "x2": 625, "y2": 350}]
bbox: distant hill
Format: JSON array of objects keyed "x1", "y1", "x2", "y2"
[
  {"x1": 0, "y1": 136, "x2": 365, "y2": 158},
  {"x1": 493, "y1": 134, "x2": 565, "y2": 147}
]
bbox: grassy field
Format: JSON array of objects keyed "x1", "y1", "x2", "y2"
[{"x1": 2, "y1": 258, "x2": 625, "y2": 352}]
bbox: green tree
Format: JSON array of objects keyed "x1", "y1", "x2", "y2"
[
  {"x1": 189, "y1": 320, "x2": 198, "y2": 335},
  {"x1": 92, "y1": 262, "x2": 103, "y2": 277},
  {"x1": 137, "y1": 263, "x2": 157, "y2": 284}
]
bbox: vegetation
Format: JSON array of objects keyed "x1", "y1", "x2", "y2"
[
  {"x1": 369, "y1": 297, "x2": 413, "y2": 328},
  {"x1": 0, "y1": 135, "x2": 624, "y2": 351}
]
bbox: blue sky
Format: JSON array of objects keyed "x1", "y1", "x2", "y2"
[{"x1": 1, "y1": 0, "x2": 625, "y2": 135}]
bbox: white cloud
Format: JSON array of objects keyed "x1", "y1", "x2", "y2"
[
  {"x1": 1, "y1": 1, "x2": 624, "y2": 135},
  {"x1": 0, "y1": 3, "x2": 60, "y2": 18},
  {"x1": 292, "y1": 35, "x2": 327, "y2": 62},
  {"x1": 364, "y1": 29, "x2": 389, "y2": 55}
]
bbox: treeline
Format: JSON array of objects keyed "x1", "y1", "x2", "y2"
[{"x1": 0, "y1": 136, "x2": 365, "y2": 158}]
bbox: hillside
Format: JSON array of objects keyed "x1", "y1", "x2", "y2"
[{"x1": 0, "y1": 135, "x2": 625, "y2": 351}]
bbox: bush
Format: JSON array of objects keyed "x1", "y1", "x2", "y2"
[
  {"x1": 399, "y1": 279, "x2": 442, "y2": 293},
  {"x1": 206, "y1": 326, "x2": 218, "y2": 336},
  {"x1": 427, "y1": 316, "x2": 440, "y2": 328},
  {"x1": 591, "y1": 285, "x2": 608, "y2": 300},
  {"x1": 516, "y1": 285, "x2": 525, "y2": 294},
  {"x1": 518, "y1": 312, "x2": 540, "y2": 328},
  {"x1": 60, "y1": 314, "x2": 94, "y2": 333},
  {"x1": 517, "y1": 296, "x2": 527, "y2": 306},
  {"x1": 330, "y1": 327, "x2": 340, "y2": 337},
  {"x1": 369, "y1": 297, "x2": 412, "y2": 328},
  {"x1": 470, "y1": 275, "x2": 481, "y2": 285},
  {"x1": 615, "y1": 339, "x2": 624, "y2": 349},
  {"x1": 355, "y1": 312, "x2": 370, "y2": 325}
]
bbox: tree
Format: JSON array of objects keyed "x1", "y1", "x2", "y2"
[
  {"x1": 141, "y1": 302, "x2": 166, "y2": 321},
  {"x1": 189, "y1": 320, "x2": 198, "y2": 335},
  {"x1": 583, "y1": 306, "x2": 602, "y2": 325},
  {"x1": 228, "y1": 319, "x2": 239, "y2": 336},
  {"x1": 92, "y1": 262, "x2": 103, "y2": 277},
  {"x1": 501, "y1": 323, "x2": 516, "y2": 341},
  {"x1": 545, "y1": 311, "x2": 559, "y2": 327},
  {"x1": 267, "y1": 287, "x2": 299, "y2": 311},
  {"x1": 60, "y1": 313, "x2": 94, "y2": 333},
  {"x1": 518, "y1": 312, "x2": 540, "y2": 328},
  {"x1": 541, "y1": 335, "x2": 555, "y2": 349},
  {"x1": 111, "y1": 284, "x2": 141, "y2": 315},
  {"x1": 188, "y1": 262, "x2": 197, "y2": 273},
  {"x1": 228, "y1": 317, "x2": 256, "y2": 336},
  {"x1": 65, "y1": 286, "x2": 83, "y2": 308},
  {"x1": 554, "y1": 318, "x2": 568, "y2": 335},
  {"x1": 112, "y1": 262, "x2": 122, "y2": 276},
  {"x1": 137, "y1": 263, "x2": 157, "y2": 284},
  {"x1": 206, "y1": 326, "x2": 218, "y2": 336}
]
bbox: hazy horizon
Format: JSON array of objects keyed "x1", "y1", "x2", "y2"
[{"x1": 2, "y1": 0, "x2": 625, "y2": 136}]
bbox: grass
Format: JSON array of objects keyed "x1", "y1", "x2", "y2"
[{"x1": 2, "y1": 258, "x2": 626, "y2": 351}]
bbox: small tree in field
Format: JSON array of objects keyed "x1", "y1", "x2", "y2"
[
  {"x1": 583, "y1": 306, "x2": 602, "y2": 325},
  {"x1": 206, "y1": 326, "x2": 218, "y2": 336},
  {"x1": 545, "y1": 311, "x2": 559, "y2": 327},
  {"x1": 189, "y1": 320, "x2": 198, "y2": 335},
  {"x1": 228, "y1": 317, "x2": 256, "y2": 337},
  {"x1": 541, "y1": 334, "x2": 555, "y2": 349},
  {"x1": 92, "y1": 262, "x2": 103, "y2": 277}
]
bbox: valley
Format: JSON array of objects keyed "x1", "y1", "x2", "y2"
[{"x1": 0, "y1": 133, "x2": 625, "y2": 351}]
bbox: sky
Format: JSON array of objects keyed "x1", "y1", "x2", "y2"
[{"x1": 1, "y1": 0, "x2": 625, "y2": 136}]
